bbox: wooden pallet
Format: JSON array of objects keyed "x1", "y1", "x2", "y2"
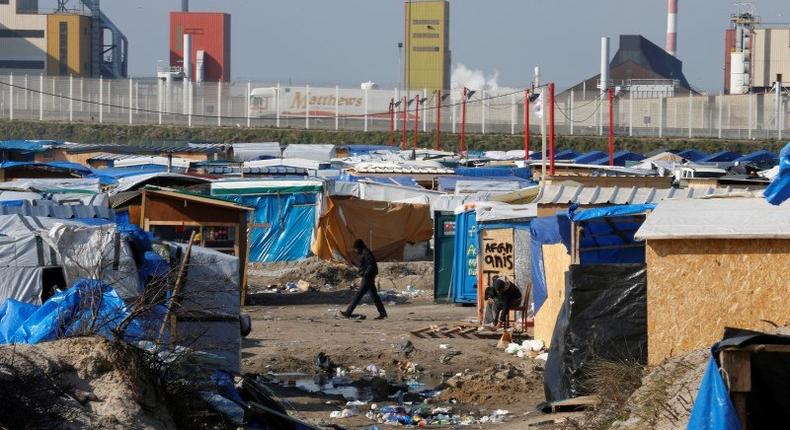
[{"x1": 409, "y1": 323, "x2": 514, "y2": 339}]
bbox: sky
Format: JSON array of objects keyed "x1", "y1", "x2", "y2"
[{"x1": 97, "y1": 0, "x2": 789, "y2": 92}]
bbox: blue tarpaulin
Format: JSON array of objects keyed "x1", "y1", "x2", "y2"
[
  {"x1": 587, "y1": 151, "x2": 646, "y2": 167},
  {"x1": 0, "y1": 161, "x2": 92, "y2": 175},
  {"x1": 90, "y1": 166, "x2": 167, "y2": 185},
  {"x1": 561, "y1": 204, "x2": 655, "y2": 265},
  {"x1": 529, "y1": 216, "x2": 564, "y2": 313},
  {"x1": 765, "y1": 142, "x2": 790, "y2": 206},
  {"x1": 450, "y1": 210, "x2": 479, "y2": 304},
  {"x1": 0, "y1": 140, "x2": 61, "y2": 153},
  {"x1": 223, "y1": 193, "x2": 317, "y2": 262},
  {"x1": 677, "y1": 149, "x2": 708, "y2": 162},
  {"x1": 699, "y1": 151, "x2": 742, "y2": 163},
  {"x1": 455, "y1": 166, "x2": 532, "y2": 179},
  {"x1": 736, "y1": 150, "x2": 777, "y2": 164},
  {"x1": 574, "y1": 151, "x2": 608, "y2": 164},
  {"x1": 530, "y1": 149, "x2": 579, "y2": 161},
  {"x1": 686, "y1": 358, "x2": 742, "y2": 430},
  {"x1": 0, "y1": 280, "x2": 153, "y2": 345}
]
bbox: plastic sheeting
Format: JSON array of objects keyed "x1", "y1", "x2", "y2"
[
  {"x1": 686, "y1": 358, "x2": 742, "y2": 430},
  {"x1": 0, "y1": 280, "x2": 149, "y2": 345},
  {"x1": 544, "y1": 264, "x2": 647, "y2": 402},
  {"x1": 562, "y1": 204, "x2": 654, "y2": 265},
  {"x1": 474, "y1": 202, "x2": 538, "y2": 223},
  {"x1": 529, "y1": 216, "x2": 564, "y2": 313},
  {"x1": 312, "y1": 197, "x2": 433, "y2": 264},
  {"x1": 765, "y1": 142, "x2": 790, "y2": 206},
  {"x1": 225, "y1": 193, "x2": 317, "y2": 262},
  {"x1": 167, "y1": 243, "x2": 240, "y2": 316},
  {"x1": 450, "y1": 210, "x2": 479, "y2": 304}
]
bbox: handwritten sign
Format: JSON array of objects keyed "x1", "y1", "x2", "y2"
[{"x1": 480, "y1": 228, "x2": 515, "y2": 291}]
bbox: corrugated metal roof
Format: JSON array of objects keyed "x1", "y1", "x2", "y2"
[
  {"x1": 533, "y1": 184, "x2": 760, "y2": 205},
  {"x1": 0, "y1": 202, "x2": 114, "y2": 220},
  {"x1": 63, "y1": 143, "x2": 230, "y2": 154}
]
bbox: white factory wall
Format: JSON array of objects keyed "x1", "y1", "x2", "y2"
[{"x1": 752, "y1": 28, "x2": 790, "y2": 89}]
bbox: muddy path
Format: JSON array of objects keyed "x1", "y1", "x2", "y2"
[{"x1": 241, "y1": 289, "x2": 546, "y2": 429}]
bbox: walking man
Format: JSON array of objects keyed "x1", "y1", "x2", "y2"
[{"x1": 340, "y1": 239, "x2": 388, "y2": 320}]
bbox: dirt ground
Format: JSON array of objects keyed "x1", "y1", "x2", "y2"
[{"x1": 242, "y1": 261, "x2": 548, "y2": 429}]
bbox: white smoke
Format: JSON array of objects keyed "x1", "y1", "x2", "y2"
[{"x1": 451, "y1": 63, "x2": 500, "y2": 90}]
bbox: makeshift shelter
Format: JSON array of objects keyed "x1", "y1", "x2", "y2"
[
  {"x1": 635, "y1": 198, "x2": 790, "y2": 365},
  {"x1": 212, "y1": 179, "x2": 323, "y2": 263},
  {"x1": 433, "y1": 211, "x2": 456, "y2": 302},
  {"x1": 688, "y1": 328, "x2": 790, "y2": 430},
  {"x1": 312, "y1": 197, "x2": 433, "y2": 264},
  {"x1": 282, "y1": 144, "x2": 336, "y2": 162},
  {"x1": 0, "y1": 161, "x2": 92, "y2": 181},
  {"x1": 0, "y1": 217, "x2": 140, "y2": 305},
  {"x1": 231, "y1": 142, "x2": 282, "y2": 161}
]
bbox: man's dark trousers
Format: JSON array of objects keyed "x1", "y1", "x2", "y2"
[{"x1": 345, "y1": 275, "x2": 387, "y2": 317}]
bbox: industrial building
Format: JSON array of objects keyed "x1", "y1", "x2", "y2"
[
  {"x1": 169, "y1": 7, "x2": 231, "y2": 82},
  {"x1": 724, "y1": 10, "x2": 790, "y2": 94},
  {"x1": 0, "y1": 0, "x2": 127, "y2": 78},
  {"x1": 404, "y1": 0, "x2": 450, "y2": 91},
  {"x1": 564, "y1": 35, "x2": 694, "y2": 99}
]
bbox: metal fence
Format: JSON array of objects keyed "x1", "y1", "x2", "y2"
[{"x1": 0, "y1": 74, "x2": 787, "y2": 140}]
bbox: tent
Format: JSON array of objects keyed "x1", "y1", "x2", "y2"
[
  {"x1": 699, "y1": 151, "x2": 741, "y2": 163},
  {"x1": 312, "y1": 197, "x2": 433, "y2": 264},
  {"x1": 677, "y1": 149, "x2": 708, "y2": 162},
  {"x1": 212, "y1": 179, "x2": 323, "y2": 263}
]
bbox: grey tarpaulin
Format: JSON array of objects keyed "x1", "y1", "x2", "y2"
[
  {"x1": 544, "y1": 264, "x2": 647, "y2": 402},
  {"x1": 166, "y1": 242, "x2": 241, "y2": 374}
]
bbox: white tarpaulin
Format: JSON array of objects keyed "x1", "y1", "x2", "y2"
[
  {"x1": 635, "y1": 197, "x2": 790, "y2": 240},
  {"x1": 45, "y1": 223, "x2": 141, "y2": 299},
  {"x1": 474, "y1": 202, "x2": 538, "y2": 223}
]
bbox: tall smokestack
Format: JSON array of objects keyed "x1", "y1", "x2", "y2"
[
  {"x1": 181, "y1": 0, "x2": 189, "y2": 12},
  {"x1": 666, "y1": 0, "x2": 678, "y2": 57},
  {"x1": 600, "y1": 37, "x2": 610, "y2": 93}
]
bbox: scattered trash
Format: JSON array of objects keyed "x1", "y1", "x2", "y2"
[
  {"x1": 315, "y1": 352, "x2": 335, "y2": 372},
  {"x1": 366, "y1": 364, "x2": 386, "y2": 377},
  {"x1": 296, "y1": 280, "x2": 311, "y2": 292},
  {"x1": 439, "y1": 344, "x2": 450, "y2": 349},
  {"x1": 504, "y1": 339, "x2": 545, "y2": 358},
  {"x1": 393, "y1": 340, "x2": 415, "y2": 355},
  {"x1": 535, "y1": 352, "x2": 549, "y2": 361},
  {"x1": 329, "y1": 408, "x2": 357, "y2": 418},
  {"x1": 440, "y1": 351, "x2": 462, "y2": 364}
]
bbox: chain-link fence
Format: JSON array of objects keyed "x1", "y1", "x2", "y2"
[{"x1": 0, "y1": 74, "x2": 787, "y2": 140}]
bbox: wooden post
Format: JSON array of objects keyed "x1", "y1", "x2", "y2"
[
  {"x1": 158, "y1": 231, "x2": 197, "y2": 344},
  {"x1": 719, "y1": 349, "x2": 751, "y2": 430}
]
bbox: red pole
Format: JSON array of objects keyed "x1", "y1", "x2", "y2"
[
  {"x1": 608, "y1": 87, "x2": 615, "y2": 166},
  {"x1": 435, "y1": 90, "x2": 441, "y2": 151},
  {"x1": 460, "y1": 87, "x2": 467, "y2": 156},
  {"x1": 524, "y1": 89, "x2": 530, "y2": 160},
  {"x1": 548, "y1": 82, "x2": 556, "y2": 176},
  {"x1": 401, "y1": 96, "x2": 407, "y2": 150},
  {"x1": 389, "y1": 99, "x2": 395, "y2": 146},
  {"x1": 414, "y1": 95, "x2": 419, "y2": 149}
]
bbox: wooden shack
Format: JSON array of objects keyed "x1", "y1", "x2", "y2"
[
  {"x1": 635, "y1": 198, "x2": 790, "y2": 365},
  {"x1": 112, "y1": 187, "x2": 253, "y2": 289}
]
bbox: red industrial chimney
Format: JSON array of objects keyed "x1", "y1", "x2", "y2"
[{"x1": 666, "y1": 0, "x2": 678, "y2": 57}]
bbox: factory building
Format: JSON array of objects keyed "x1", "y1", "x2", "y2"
[
  {"x1": 724, "y1": 12, "x2": 790, "y2": 94},
  {"x1": 0, "y1": 0, "x2": 127, "y2": 78},
  {"x1": 403, "y1": 0, "x2": 450, "y2": 91},
  {"x1": 564, "y1": 35, "x2": 694, "y2": 99},
  {"x1": 169, "y1": 12, "x2": 231, "y2": 82}
]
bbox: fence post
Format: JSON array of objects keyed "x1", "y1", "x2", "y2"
[
  {"x1": 276, "y1": 82, "x2": 281, "y2": 128},
  {"x1": 334, "y1": 85, "x2": 339, "y2": 131},
  {"x1": 748, "y1": 93, "x2": 753, "y2": 140},
  {"x1": 188, "y1": 80, "x2": 193, "y2": 127},
  {"x1": 246, "y1": 81, "x2": 251, "y2": 128},
  {"x1": 99, "y1": 75, "x2": 103, "y2": 123},
  {"x1": 217, "y1": 82, "x2": 222, "y2": 127},
  {"x1": 105, "y1": 78, "x2": 110, "y2": 113},
  {"x1": 510, "y1": 93, "x2": 516, "y2": 135},
  {"x1": 158, "y1": 79, "x2": 163, "y2": 125},
  {"x1": 39, "y1": 74, "x2": 43, "y2": 121},
  {"x1": 305, "y1": 84, "x2": 310, "y2": 129},
  {"x1": 9, "y1": 73, "x2": 13, "y2": 121},
  {"x1": 128, "y1": 77, "x2": 133, "y2": 125},
  {"x1": 393, "y1": 88, "x2": 399, "y2": 131},
  {"x1": 69, "y1": 74, "x2": 73, "y2": 122},
  {"x1": 452, "y1": 100, "x2": 456, "y2": 134},
  {"x1": 24, "y1": 74, "x2": 29, "y2": 111},
  {"x1": 423, "y1": 88, "x2": 428, "y2": 132},
  {"x1": 570, "y1": 89, "x2": 575, "y2": 135},
  {"x1": 687, "y1": 91, "x2": 692, "y2": 139},
  {"x1": 658, "y1": 97, "x2": 663, "y2": 138},
  {"x1": 363, "y1": 87, "x2": 368, "y2": 132},
  {"x1": 481, "y1": 90, "x2": 486, "y2": 134},
  {"x1": 629, "y1": 89, "x2": 633, "y2": 137},
  {"x1": 79, "y1": 77, "x2": 83, "y2": 112},
  {"x1": 717, "y1": 94, "x2": 723, "y2": 139}
]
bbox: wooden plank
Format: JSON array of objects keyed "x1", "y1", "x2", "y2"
[
  {"x1": 157, "y1": 231, "x2": 197, "y2": 345},
  {"x1": 533, "y1": 243, "x2": 571, "y2": 347},
  {"x1": 478, "y1": 228, "x2": 516, "y2": 322},
  {"x1": 719, "y1": 349, "x2": 752, "y2": 430},
  {"x1": 742, "y1": 344, "x2": 790, "y2": 353}
]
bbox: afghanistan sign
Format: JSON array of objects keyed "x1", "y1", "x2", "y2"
[{"x1": 480, "y1": 228, "x2": 515, "y2": 291}]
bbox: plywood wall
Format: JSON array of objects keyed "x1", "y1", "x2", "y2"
[
  {"x1": 534, "y1": 243, "x2": 572, "y2": 346},
  {"x1": 647, "y1": 239, "x2": 790, "y2": 365}
]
